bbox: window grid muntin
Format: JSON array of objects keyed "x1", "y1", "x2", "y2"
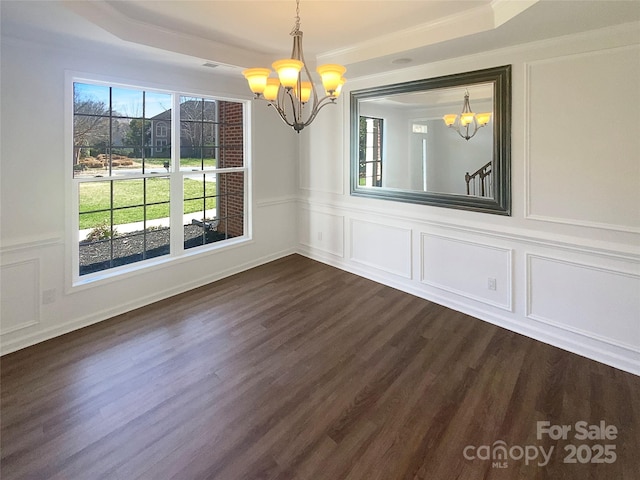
[
  {"x1": 74, "y1": 84, "x2": 176, "y2": 179},
  {"x1": 182, "y1": 170, "x2": 244, "y2": 251},
  {"x1": 73, "y1": 80, "x2": 247, "y2": 280},
  {"x1": 77, "y1": 176, "x2": 172, "y2": 276}
]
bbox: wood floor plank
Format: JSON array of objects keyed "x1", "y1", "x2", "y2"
[{"x1": 1, "y1": 254, "x2": 639, "y2": 480}]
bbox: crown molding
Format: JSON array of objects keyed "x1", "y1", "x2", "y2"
[
  {"x1": 61, "y1": 0, "x2": 268, "y2": 70},
  {"x1": 316, "y1": 1, "x2": 539, "y2": 66}
]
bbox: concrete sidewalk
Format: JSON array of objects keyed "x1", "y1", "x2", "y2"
[{"x1": 78, "y1": 210, "x2": 215, "y2": 241}]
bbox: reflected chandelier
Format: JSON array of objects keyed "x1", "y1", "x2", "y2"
[
  {"x1": 242, "y1": 0, "x2": 346, "y2": 133},
  {"x1": 442, "y1": 89, "x2": 491, "y2": 141}
]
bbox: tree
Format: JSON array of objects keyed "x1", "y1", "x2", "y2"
[
  {"x1": 180, "y1": 100, "x2": 217, "y2": 157},
  {"x1": 123, "y1": 119, "x2": 150, "y2": 157},
  {"x1": 73, "y1": 91, "x2": 109, "y2": 165}
]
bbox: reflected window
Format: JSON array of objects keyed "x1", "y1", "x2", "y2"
[{"x1": 359, "y1": 116, "x2": 383, "y2": 187}]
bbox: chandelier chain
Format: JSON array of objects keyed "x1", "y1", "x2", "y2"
[{"x1": 291, "y1": 0, "x2": 301, "y2": 34}]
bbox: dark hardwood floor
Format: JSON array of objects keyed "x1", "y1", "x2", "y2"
[{"x1": 1, "y1": 254, "x2": 639, "y2": 479}]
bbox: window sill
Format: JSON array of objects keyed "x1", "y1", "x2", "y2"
[{"x1": 69, "y1": 235, "x2": 253, "y2": 293}]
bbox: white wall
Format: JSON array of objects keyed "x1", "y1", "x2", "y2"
[
  {"x1": 0, "y1": 36, "x2": 298, "y2": 353},
  {"x1": 298, "y1": 24, "x2": 640, "y2": 375}
]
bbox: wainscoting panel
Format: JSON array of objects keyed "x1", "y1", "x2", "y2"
[
  {"x1": 421, "y1": 233, "x2": 512, "y2": 310},
  {"x1": 298, "y1": 208, "x2": 344, "y2": 257},
  {"x1": 525, "y1": 45, "x2": 640, "y2": 232},
  {"x1": 1, "y1": 259, "x2": 40, "y2": 335},
  {"x1": 527, "y1": 254, "x2": 640, "y2": 352},
  {"x1": 349, "y1": 219, "x2": 412, "y2": 278}
]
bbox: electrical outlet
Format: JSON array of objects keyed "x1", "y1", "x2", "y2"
[
  {"x1": 487, "y1": 278, "x2": 497, "y2": 291},
  {"x1": 42, "y1": 288, "x2": 56, "y2": 304},
  {"x1": 317, "y1": 231, "x2": 323, "y2": 241}
]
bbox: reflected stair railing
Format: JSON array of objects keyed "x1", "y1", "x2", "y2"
[{"x1": 465, "y1": 161, "x2": 492, "y2": 197}]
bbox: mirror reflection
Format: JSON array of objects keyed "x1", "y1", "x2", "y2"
[
  {"x1": 358, "y1": 83, "x2": 494, "y2": 197},
  {"x1": 350, "y1": 65, "x2": 511, "y2": 215}
]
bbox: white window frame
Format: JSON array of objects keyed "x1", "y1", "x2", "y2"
[{"x1": 66, "y1": 72, "x2": 252, "y2": 290}]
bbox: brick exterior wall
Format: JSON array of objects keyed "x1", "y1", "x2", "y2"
[{"x1": 217, "y1": 101, "x2": 244, "y2": 238}]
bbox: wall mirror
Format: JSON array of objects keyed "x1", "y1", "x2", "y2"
[{"x1": 350, "y1": 65, "x2": 511, "y2": 215}]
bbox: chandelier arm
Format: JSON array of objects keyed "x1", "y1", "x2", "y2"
[
  {"x1": 300, "y1": 97, "x2": 337, "y2": 127},
  {"x1": 272, "y1": 105, "x2": 296, "y2": 128},
  {"x1": 456, "y1": 118, "x2": 479, "y2": 141},
  {"x1": 275, "y1": 85, "x2": 297, "y2": 127},
  {"x1": 304, "y1": 59, "x2": 320, "y2": 108},
  {"x1": 315, "y1": 95, "x2": 337, "y2": 107},
  {"x1": 285, "y1": 87, "x2": 302, "y2": 125},
  {"x1": 296, "y1": 33, "x2": 320, "y2": 127},
  {"x1": 262, "y1": 92, "x2": 296, "y2": 129},
  {"x1": 270, "y1": 104, "x2": 295, "y2": 128},
  {"x1": 312, "y1": 95, "x2": 338, "y2": 113}
]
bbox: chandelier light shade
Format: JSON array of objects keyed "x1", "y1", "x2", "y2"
[
  {"x1": 242, "y1": 0, "x2": 346, "y2": 133},
  {"x1": 442, "y1": 89, "x2": 492, "y2": 141},
  {"x1": 243, "y1": 68, "x2": 271, "y2": 95}
]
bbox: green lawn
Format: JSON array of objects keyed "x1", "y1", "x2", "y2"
[{"x1": 79, "y1": 177, "x2": 216, "y2": 230}]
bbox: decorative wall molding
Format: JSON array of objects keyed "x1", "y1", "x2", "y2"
[
  {"x1": 524, "y1": 45, "x2": 640, "y2": 234},
  {"x1": 0, "y1": 259, "x2": 40, "y2": 335},
  {"x1": 349, "y1": 218, "x2": 412, "y2": 279},
  {"x1": 298, "y1": 207, "x2": 345, "y2": 258},
  {"x1": 297, "y1": 185, "x2": 344, "y2": 196},
  {"x1": 420, "y1": 232, "x2": 513, "y2": 311},
  {"x1": 524, "y1": 214, "x2": 640, "y2": 235},
  {"x1": 0, "y1": 235, "x2": 63, "y2": 254},
  {"x1": 256, "y1": 196, "x2": 298, "y2": 208},
  {"x1": 297, "y1": 197, "x2": 640, "y2": 261},
  {"x1": 525, "y1": 253, "x2": 640, "y2": 354}
]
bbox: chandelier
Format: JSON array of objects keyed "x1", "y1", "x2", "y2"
[
  {"x1": 242, "y1": 0, "x2": 346, "y2": 133},
  {"x1": 442, "y1": 89, "x2": 491, "y2": 141}
]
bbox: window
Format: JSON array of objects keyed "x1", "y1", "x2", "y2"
[
  {"x1": 72, "y1": 80, "x2": 248, "y2": 280},
  {"x1": 155, "y1": 139, "x2": 167, "y2": 154},
  {"x1": 155, "y1": 122, "x2": 167, "y2": 137},
  {"x1": 358, "y1": 116, "x2": 383, "y2": 187},
  {"x1": 179, "y1": 97, "x2": 244, "y2": 250}
]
